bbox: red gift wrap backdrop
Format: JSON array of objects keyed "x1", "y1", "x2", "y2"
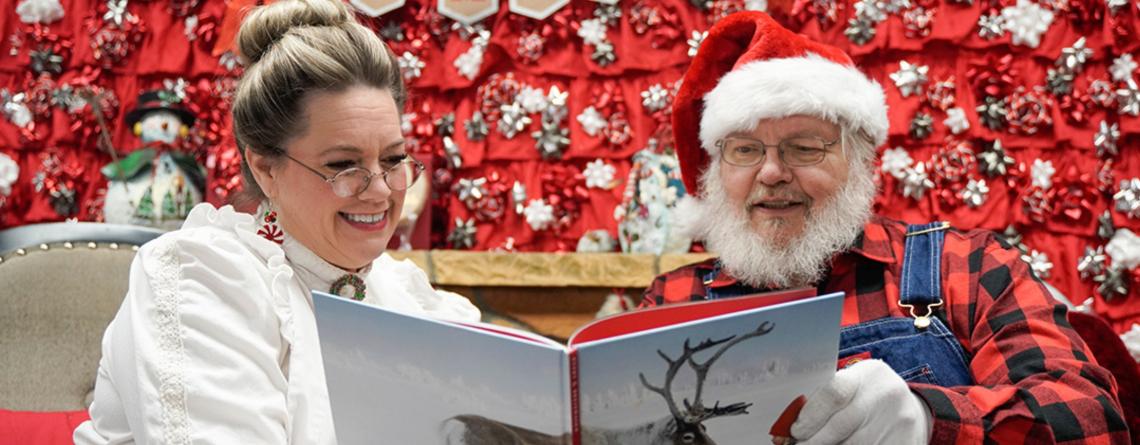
[{"x1": 1, "y1": 0, "x2": 1139, "y2": 332}]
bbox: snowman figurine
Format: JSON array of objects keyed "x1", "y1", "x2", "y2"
[{"x1": 102, "y1": 89, "x2": 205, "y2": 230}]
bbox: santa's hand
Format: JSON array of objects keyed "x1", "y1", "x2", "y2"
[{"x1": 791, "y1": 359, "x2": 932, "y2": 445}]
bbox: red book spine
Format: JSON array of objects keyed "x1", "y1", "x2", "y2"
[{"x1": 570, "y1": 349, "x2": 580, "y2": 445}]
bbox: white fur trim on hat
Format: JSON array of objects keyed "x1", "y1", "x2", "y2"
[{"x1": 699, "y1": 54, "x2": 889, "y2": 156}]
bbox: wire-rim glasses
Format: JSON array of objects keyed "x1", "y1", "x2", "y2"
[
  {"x1": 284, "y1": 153, "x2": 425, "y2": 198},
  {"x1": 715, "y1": 135, "x2": 840, "y2": 167}
]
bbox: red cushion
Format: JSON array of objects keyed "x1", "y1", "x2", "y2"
[{"x1": 0, "y1": 409, "x2": 90, "y2": 445}]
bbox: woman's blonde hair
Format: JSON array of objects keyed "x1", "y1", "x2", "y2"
[{"x1": 231, "y1": 0, "x2": 405, "y2": 203}]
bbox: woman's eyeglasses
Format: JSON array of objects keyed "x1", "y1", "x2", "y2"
[{"x1": 284, "y1": 154, "x2": 424, "y2": 198}]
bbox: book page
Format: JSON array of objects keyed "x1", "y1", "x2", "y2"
[
  {"x1": 313, "y1": 292, "x2": 573, "y2": 445},
  {"x1": 568, "y1": 288, "x2": 816, "y2": 347},
  {"x1": 454, "y1": 320, "x2": 566, "y2": 347},
  {"x1": 572, "y1": 292, "x2": 844, "y2": 445}
]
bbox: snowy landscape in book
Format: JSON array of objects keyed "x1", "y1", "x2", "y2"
[
  {"x1": 313, "y1": 291, "x2": 842, "y2": 445},
  {"x1": 575, "y1": 294, "x2": 842, "y2": 444},
  {"x1": 315, "y1": 294, "x2": 572, "y2": 445}
]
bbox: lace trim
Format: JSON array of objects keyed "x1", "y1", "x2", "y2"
[{"x1": 152, "y1": 240, "x2": 190, "y2": 444}]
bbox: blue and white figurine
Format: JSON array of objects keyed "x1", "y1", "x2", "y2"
[{"x1": 615, "y1": 142, "x2": 692, "y2": 254}]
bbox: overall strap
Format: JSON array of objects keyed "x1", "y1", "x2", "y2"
[{"x1": 899, "y1": 221, "x2": 951, "y2": 329}]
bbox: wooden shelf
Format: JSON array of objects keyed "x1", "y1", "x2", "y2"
[
  {"x1": 384, "y1": 250, "x2": 715, "y2": 340},
  {"x1": 386, "y1": 250, "x2": 713, "y2": 288}
]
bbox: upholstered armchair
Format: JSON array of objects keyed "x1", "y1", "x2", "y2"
[{"x1": 0, "y1": 222, "x2": 163, "y2": 412}]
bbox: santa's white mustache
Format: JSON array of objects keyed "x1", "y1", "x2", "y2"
[{"x1": 748, "y1": 188, "x2": 811, "y2": 205}]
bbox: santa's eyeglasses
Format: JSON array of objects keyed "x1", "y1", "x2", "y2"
[{"x1": 716, "y1": 136, "x2": 840, "y2": 167}]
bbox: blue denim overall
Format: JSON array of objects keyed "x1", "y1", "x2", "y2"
[{"x1": 704, "y1": 222, "x2": 974, "y2": 387}]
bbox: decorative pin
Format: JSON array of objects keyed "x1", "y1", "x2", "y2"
[{"x1": 330, "y1": 274, "x2": 366, "y2": 301}]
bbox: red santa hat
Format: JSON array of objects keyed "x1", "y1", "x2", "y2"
[{"x1": 673, "y1": 11, "x2": 889, "y2": 194}]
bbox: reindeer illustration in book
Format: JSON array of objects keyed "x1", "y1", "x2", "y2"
[{"x1": 442, "y1": 322, "x2": 779, "y2": 445}]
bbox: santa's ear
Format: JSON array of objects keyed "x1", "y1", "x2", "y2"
[
  {"x1": 179, "y1": 125, "x2": 189, "y2": 137},
  {"x1": 133, "y1": 122, "x2": 142, "y2": 136}
]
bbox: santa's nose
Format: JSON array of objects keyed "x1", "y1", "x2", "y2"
[{"x1": 161, "y1": 122, "x2": 169, "y2": 131}]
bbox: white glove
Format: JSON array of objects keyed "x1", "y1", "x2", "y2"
[{"x1": 791, "y1": 359, "x2": 933, "y2": 445}]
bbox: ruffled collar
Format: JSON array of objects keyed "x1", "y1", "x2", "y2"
[
  {"x1": 250, "y1": 198, "x2": 371, "y2": 301},
  {"x1": 280, "y1": 233, "x2": 372, "y2": 300}
]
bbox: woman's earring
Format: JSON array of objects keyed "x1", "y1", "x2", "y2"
[{"x1": 257, "y1": 209, "x2": 284, "y2": 244}]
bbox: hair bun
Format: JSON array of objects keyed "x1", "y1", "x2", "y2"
[{"x1": 236, "y1": 0, "x2": 354, "y2": 64}]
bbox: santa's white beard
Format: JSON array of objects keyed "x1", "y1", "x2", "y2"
[{"x1": 692, "y1": 164, "x2": 876, "y2": 289}]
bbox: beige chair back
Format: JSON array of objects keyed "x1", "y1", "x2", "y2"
[{"x1": 0, "y1": 223, "x2": 161, "y2": 411}]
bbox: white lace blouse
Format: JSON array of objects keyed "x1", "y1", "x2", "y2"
[{"x1": 73, "y1": 204, "x2": 480, "y2": 444}]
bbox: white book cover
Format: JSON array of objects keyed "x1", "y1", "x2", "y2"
[{"x1": 314, "y1": 289, "x2": 843, "y2": 445}]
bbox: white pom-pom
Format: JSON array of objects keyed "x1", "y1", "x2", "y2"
[
  {"x1": 1106, "y1": 228, "x2": 1140, "y2": 271},
  {"x1": 16, "y1": 0, "x2": 64, "y2": 24}
]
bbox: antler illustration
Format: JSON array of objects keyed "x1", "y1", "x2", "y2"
[
  {"x1": 639, "y1": 321, "x2": 775, "y2": 425},
  {"x1": 686, "y1": 321, "x2": 773, "y2": 421},
  {"x1": 447, "y1": 321, "x2": 776, "y2": 445}
]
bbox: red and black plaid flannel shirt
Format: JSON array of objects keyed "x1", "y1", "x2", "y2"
[{"x1": 640, "y1": 215, "x2": 1127, "y2": 444}]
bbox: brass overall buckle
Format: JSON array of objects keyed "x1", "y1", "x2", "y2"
[{"x1": 899, "y1": 298, "x2": 944, "y2": 329}]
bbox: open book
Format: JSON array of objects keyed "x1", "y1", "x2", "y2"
[{"x1": 313, "y1": 289, "x2": 844, "y2": 445}]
